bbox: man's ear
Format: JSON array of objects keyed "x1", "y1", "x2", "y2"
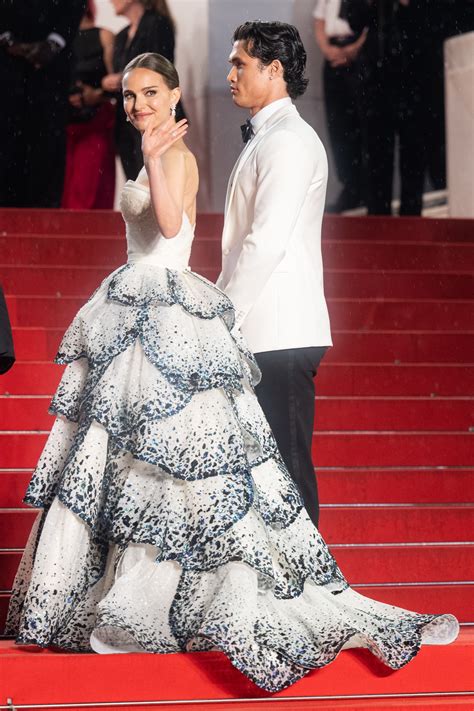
[{"x1": 270, "y1": 59, "x2": 284, "y2": 79}]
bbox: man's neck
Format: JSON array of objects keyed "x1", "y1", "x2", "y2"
[{"x1": 250, "y1": 94, "x2": 290, "y2": 117}]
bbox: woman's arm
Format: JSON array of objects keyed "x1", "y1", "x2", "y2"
[
  {"x1": 142, "y1": 116, "x2": 188, "y2": 239},
  {"x1": 100, "y1": 28, "x2": 115, "y2": 74}
]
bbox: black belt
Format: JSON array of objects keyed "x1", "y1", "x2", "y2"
[{"x1": 329, "y1": 35, "x2": 357, "y2": 47}]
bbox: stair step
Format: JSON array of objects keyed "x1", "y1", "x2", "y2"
[
  {"x1": 1, "y1": 395, "x2": 472, "y2": 432},
  {"x1": 6, "y1": 295, "x2": 474, "y2": 331},
  {"x1": 318, "y1": 467, "x2": 474, "y2": 504},
  {"x1": 0, "y1": 628, "x2": 472, "y2": 708},
  {"x1": 322, "y1": 215, "x2": 474, "y2": 244},
  {"x1": 9, "y1": 327, "x2": 474, "y2": 363},
  {"x1": 314, "y1": 397, "x2": 474, "y2": 431},
  {"x1": 353, "y1": 585, "x2": 473, "y2": 624},
  {"x1": 2, "y1": 468, "x2": 473, "y2": 508},
  {"x1": 2, "y1": 235, "x2": 473, "y2": 271},
  {"x1": 1, "y1": 504, "x2": 472, "y2": 547},
  {"x1": 1, "y1": 544, "x2": 472, "y2": 590},
  {"x1": 327, "y1": 332, "x2": 474, "y2": 364},
  {"x1": 2, "y1": 362, "x2": 473, "y2": 397},
  {"x1": 1, "y1": 431, "x2": 472, "y2": 469},
  {"x1": 0, "y1": 207, "x2": 124, "y2": 235},
  {"x1": 328, "y1": 299, "x2": 474, "y2": 332},
  {"x1": 312, "y1": 432, "x2": 474, "y2": 467},
  {"x1": 317, "y1": 363, "x2": 474, "y2": 396},
  {"x1": 2, "y1": 265, "x2": 473, "y2": 298},
  {"x1": 2, "y1": 210, "x2": 473, "y2": 243}
]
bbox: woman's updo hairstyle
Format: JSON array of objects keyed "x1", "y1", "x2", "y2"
[{"x1": 123, "y1": 52, "x2": 179, "y2": 90}]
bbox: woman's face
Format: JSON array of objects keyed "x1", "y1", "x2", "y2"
[{"x1": 122, "y1": 68, "x2": 180, "y2": 132}]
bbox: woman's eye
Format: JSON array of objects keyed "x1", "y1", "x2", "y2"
[{"x1": 145, "y1": 90, "x2": 156, "y2": 97}]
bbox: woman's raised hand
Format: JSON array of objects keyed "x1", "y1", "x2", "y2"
[{"x1": 141, "y1": 116, "x2": 188, "y2": 164}]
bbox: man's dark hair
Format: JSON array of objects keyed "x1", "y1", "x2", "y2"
[{"x1": 233, "y1": 21, "x2": 308, "y2": 99}]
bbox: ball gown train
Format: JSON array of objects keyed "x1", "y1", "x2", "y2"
[{"x1": 5, "y1": 179, "x2": 459, "y2": 692}]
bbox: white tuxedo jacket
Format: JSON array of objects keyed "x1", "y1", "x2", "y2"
[{"x1": 216, "y1": 102, "x2": 332, "y2": 354}]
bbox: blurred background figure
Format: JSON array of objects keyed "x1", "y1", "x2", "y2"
[
  {"x1": 102, "y1": 0, "x2": 176, "y2": 180},
  {"x1": 354, "y1": 0, "x2": 473, "y2": 216},
  {"x1": 356, "y1": 0, "x2": 427, "y2": 215},
  {"x1": 0, "y1": 0, "x2": 85, "y2": 207},
  {"x1": 314, "y1": 0, "x2": 367, "y2": 213},
  {"x1": 62, "y1": 0, "x2": 116, "y2": 210}
]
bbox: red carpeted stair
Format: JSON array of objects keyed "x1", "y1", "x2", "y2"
[{"x1": 0, "y1": 211, "x2": 473, "y2": 709}]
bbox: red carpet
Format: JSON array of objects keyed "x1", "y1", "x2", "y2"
[{"x1": 0, "y1": 211, "x2": 473, "y2": 708}]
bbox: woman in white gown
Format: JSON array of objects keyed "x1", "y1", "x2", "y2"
[{"x1": 6, "y1": 53, "x2": 458, "y2": 693}]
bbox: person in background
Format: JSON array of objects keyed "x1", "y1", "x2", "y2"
[
  {"x1": 356, "y1": 0, "x2": 427, "y2": 215},
  {"x1": 313, "y1": 0, "x2": 367, "y2": 213},
  {"x1": 62, "y1": 0, "x2": 116, "y2": 210},
  {"x1": 0, "y1": 0, "x2": 85, "y2": 207},
  {"x1": 102, "y1": 0, "x2": 176, "y2": 179}
]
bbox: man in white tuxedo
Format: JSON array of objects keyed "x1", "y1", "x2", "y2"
[{"x1": 217, "y1": 21, "x2": 332, "y2": 527}]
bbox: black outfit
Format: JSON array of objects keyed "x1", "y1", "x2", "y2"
[
  {"x1": 0, "y1": 0, "x2": 85, "y2": 207},
  {"x1": 323, "y1": 41, "x2": 365, "y2": 211},
  {"x1": 359, "y1": 1, "x2": 426, "y2": 215},
  {"x1": 69, "y1": 27, "x2": 107, "y2": 123},
  {"x1": 113, "y1": 11, "x2": 175, "y2": 180},
  {"x1": 254, "y1": 347, "x2": 327, "y2": 528},
  {"x1": 320, "y1": 3, "x2": 366, "y2": 212},
  {"x1": 0, "y1": 287, "x2": 15, "y2": 375}
]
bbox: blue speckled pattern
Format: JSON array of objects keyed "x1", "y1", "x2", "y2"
[{"x1": 5, "y1": 181, "x2": 459, "y2": 692}]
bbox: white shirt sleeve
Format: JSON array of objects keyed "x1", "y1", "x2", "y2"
[{"x1": 313, "y1": 0, "x2": 328, "y2": 20}]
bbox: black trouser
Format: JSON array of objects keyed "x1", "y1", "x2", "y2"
[
  {"x1": 254, "y1": 347, "x2": 327, "y2": 528},
  {"x1": 0, "y1": 286, "x2": 15, "y2": 375},
  {"x1": 0, "y1": 67, "x2": 69, "y2": 208},
  {"x1": 360, "y1": 13, "x2": 427, "y2": 217},
  {"x1": 323, "y1": 58, "x2": 364, "y2": 202}
]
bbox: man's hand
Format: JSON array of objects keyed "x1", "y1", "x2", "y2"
[
  {"x1": 8, "y1": 39, "x2": 62, "y2": 68},
  {"x1": 324, "y1": 45, "x2": 344, "y2": 64},
  {"x1": 341, "y1": 42, "x2": 361, "y2": 65},
  {"x1": 102, "y1": 73, "x2": 123, "y2": 93}
]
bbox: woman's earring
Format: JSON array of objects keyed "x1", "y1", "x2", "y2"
[
  {"x1": 126, "y1": 116, "x2": 131, "y2": 122},
  {"x1": 170, "y1": 105, "x2": 177, "y2": 118}
]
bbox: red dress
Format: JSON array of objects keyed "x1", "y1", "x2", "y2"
[{"x1": 62, "y1": 27, "x2": 115, "y2": 210}]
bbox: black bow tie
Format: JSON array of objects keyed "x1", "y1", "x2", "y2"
[{"x1": 240, "y1": 118, "x2": 254, "y2": 143}]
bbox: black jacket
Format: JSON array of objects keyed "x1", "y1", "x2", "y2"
[
  {"x1": 113, "y1": 10, "x2": 174, "y2": 73},
  {"x1": 0, "y1": 0, "x2": 86, "y2": 79}
]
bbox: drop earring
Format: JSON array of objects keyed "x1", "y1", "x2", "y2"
[
  {"x1": 170, "y1": 105, "x2": 177, "y2": 117},
  {"x1": 126, "y1": 116, "x2": 131, "y2": 122}
]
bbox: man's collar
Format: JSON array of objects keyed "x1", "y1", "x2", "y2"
[{"x1": 250, "y1": 97, "x2": 292, "y2": 134}]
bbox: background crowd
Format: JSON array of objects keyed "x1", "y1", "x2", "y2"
[
  {"x1": 0, "y1": 0, "x2": 472, "y2": 215},
  {"x1": 0, "y1": 0, "x2": 176, "y2": 210},
  {"x1": 314, "y1": 0, "x2": 473, "y2": 215}
]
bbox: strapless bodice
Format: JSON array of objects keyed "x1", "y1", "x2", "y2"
[{"x1": 120, "y1": 180, "x2": 194, "y2": 271}]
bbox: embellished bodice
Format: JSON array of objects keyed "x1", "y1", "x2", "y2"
[{"x1": 120, "y1": 180, "x2": 194, "y2": 271}]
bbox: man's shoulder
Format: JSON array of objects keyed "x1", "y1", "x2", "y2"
[{"x1": 260, "y1": 110, "x2": 325, "y2": 155}]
